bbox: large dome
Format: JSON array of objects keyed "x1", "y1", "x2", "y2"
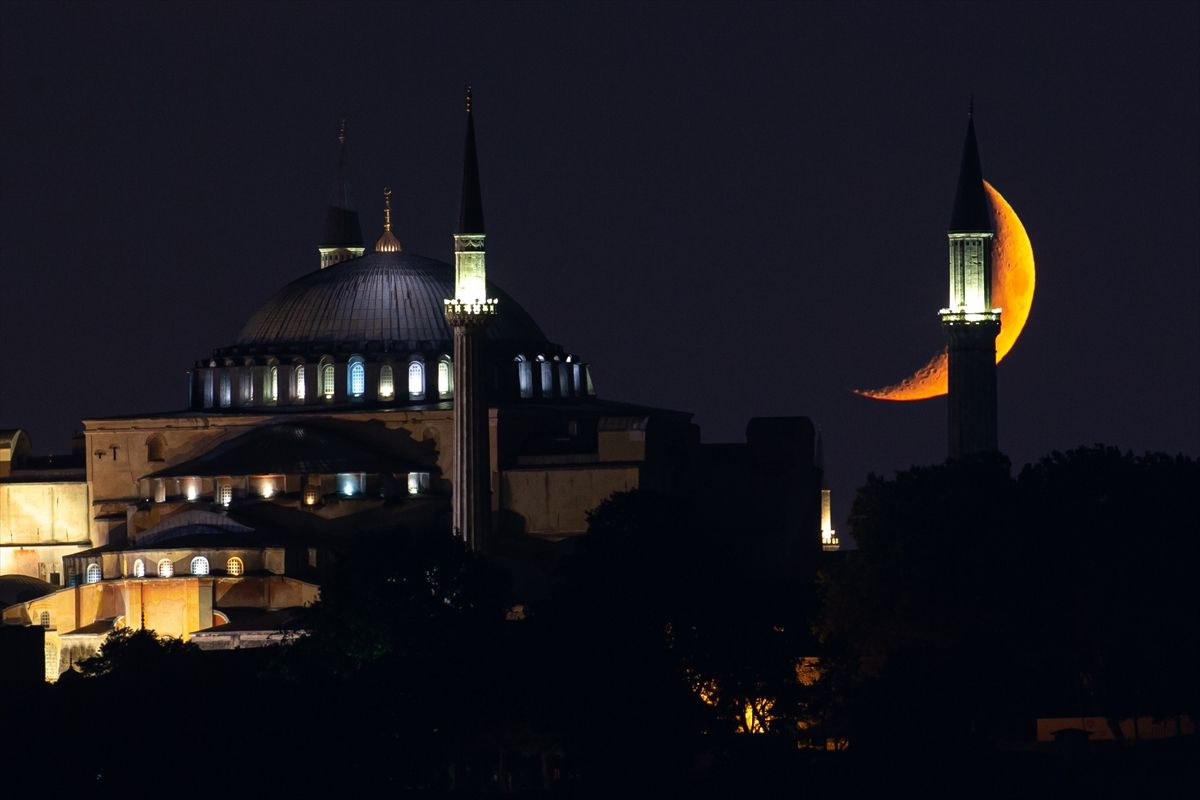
[{"x1": 237, "y1": 251, "x2": 548, "y2": 348}]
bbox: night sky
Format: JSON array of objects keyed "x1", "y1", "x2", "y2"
[{"x1": 3, "y1": 1, "x2": 1197, "y2": 530}]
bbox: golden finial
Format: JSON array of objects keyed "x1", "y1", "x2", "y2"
[
  {"x1": 465, "y1": 85, "x2": 472, "y2": 113},
  {"x1": 375, "y1": 185, "x2": 402, "y2": 252},
  {"x1": 338, "y1": 118, "x2": 346, "y2": 145}
]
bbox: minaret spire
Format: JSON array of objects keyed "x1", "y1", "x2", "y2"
[
  {"x1": 940, "y1": 101, "x2": 1000, "y2": 458},
  {"x1": 445, "y1": 86, "x2": 498, "y2": 552},
  {"x1": 375, "y1": 186, "x2": 402, "y2": 252},
  {"x1": 319, "y1": 118, "x2": 365, "y2": 269},
  {"x1": 458, "y1": 86, "x2": 485, "y2": 236}
]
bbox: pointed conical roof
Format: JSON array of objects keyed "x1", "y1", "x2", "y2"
[
  {"x1": 948, "y1": 104, "x2": 991, "y2": 233},
  {"x1": 323, "y1": 119, "x2": 365, "y2": 247},
  {"x1": 457, "y1": 87, "x2": 485, "y2": 234}
]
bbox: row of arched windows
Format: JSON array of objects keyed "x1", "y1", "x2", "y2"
[
  {"x1": 199, "y1": 355, "x2": 452, "y2": 409},
  {"x1": 121, "y1": 556, "x2": 244, "y2": 578}
]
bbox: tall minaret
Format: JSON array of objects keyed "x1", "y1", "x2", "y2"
[
  {"x1": 444, "y1": 87, "x2": 497, "y2": 551},
  {"x1": 939, "y1": 102, "x2": 1000, "y2": 458},
  {"x1": 319, "y1": 119, "x2": 366, "y2": 269}
]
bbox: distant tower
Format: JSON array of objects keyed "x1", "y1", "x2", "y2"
[
  {"x1": 444, "y1": 88, "x2": 497, "y2": 551},
  {"x1": 319, "y1": 119, "x2": 366, "y2": 269},
  {"x1": 939, "y1": 103, "x2": 1000, "y2": 458},
  {"x1": 815, "y1": 430, "x2": 838, "y2": 551}
]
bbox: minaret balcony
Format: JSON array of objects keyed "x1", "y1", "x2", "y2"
[
  {"x1": 444, "y1": 298, "x2": 498, "y2": 325},
  {"x1": 938, "y1": 308, "x2": 1000, "y2": 326}
]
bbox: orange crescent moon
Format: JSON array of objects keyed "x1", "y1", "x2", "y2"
[{"x1": 855, "y1": 181, "x2": 1035, "y2": 401}]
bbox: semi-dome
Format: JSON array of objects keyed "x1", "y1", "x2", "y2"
[{"x1": 236, "y1": 251, "x2": 548, "y2": 348}]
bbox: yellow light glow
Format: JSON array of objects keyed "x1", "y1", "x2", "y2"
[
  {"x1": 795, "y1": 657, "x2": 822, "y2": 687},
  {"x1": 738, "y1": 698, "x2": 776, "y2": 734},
  {"x1": 856, "y1": 181, "x2": 1035, "y2": 401}
]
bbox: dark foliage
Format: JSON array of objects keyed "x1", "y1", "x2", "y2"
[{"x1": 818, "y1": 446, "x2": 1200, "y2": 752}]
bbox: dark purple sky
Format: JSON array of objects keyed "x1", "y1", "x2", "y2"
[{"x1": 3, "y1": 1, "x2": 1197, "y2": 527}]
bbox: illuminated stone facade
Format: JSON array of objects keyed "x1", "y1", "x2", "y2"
[{"x1": 2, "y1": 98, "x2": 823, "y2": 680}]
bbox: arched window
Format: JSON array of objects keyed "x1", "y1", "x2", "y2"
[
  {"x1": 190, "y1": 556, "x2": 209, "y2": 576},
  {"x1": 39, "y1": 610, "x2": 50, "y2": 627},
  {"x1": 338, "y1": 472, "x2": 364, "y2": 497},
  {"x1": 378, "y1": 364, "x2": 395, "y2": 400},
  {"x1": 226, "y1": 557, "x2": 244, "y2": 576},
  {"x1": 220, "y1": 373, "x2": 232, "y2": 407},
  {"x1": 146, "y1": 435, "x2": 166, "y2": 462},
  {"x1": 133, "y1": 558, "x2": 145, "y2": 578},
  {"x1": 265, "y1": 365, "x2": 278, "y2": 404},
  {"x1": 408, "y1": 361, "x2": 425, "y2": 399},
  {"x1": 320, "y1": 358, "x2": 335, "y2": 399},
  {"x1": 516, "y1": 356, "x2": 533, "y2": 399},
  {"x1": 85, "y1": 563, "x2": 101, "y2": 584},
  {"x1": 407, "y1": 472, "x2": 430, "y2": 495},
  {"x1": 157, "y1": 558, "x2": 174, "y2": 578},
  {"x1": 294, "y1": 364, "x2": 307, "y2": 402},
  {"x1": 437, "y1": 358, "x2": 453, "y2": 398},
  {"x1": 349, "y1": 358, "x2": 365, "y2": 397},
  {"x1": 217, "y1": 480, "x2": 232, "y2": 507}
]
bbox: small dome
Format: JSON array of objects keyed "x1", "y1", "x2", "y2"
[{"x1": 236, "y1": 251, "x2": 547, "y2": 349}]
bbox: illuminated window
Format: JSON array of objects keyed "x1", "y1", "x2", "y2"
[
  {"x1": 220, "y1": 373, "x2": 232, "y2": 407},
  {"x1": 304, "y1": 482, "x2": 320, "y2": 506},
  {"x1": 437, "y1": 358, "x2": 452, "y2": 398},
  {"x1": 39, "y1": 611, "x2": 50, "y2": 627},
  {"x1": 407, "y1": 472, "x2": 430, "y2": 495},
  {"x1": 133, "y1": 559, "x2": 145, "y2": 578},
  {"x1": 349, "y1": 358, "x2": 365, "y2": 397},
  {"x1": 294, "y1": 364, "x2": 306, "y2": 401},
  {"x1": 408, "y1": 361, "x2": 424, "y2": 399},
  {"x1": 516, "y1": 357, "x2": 533, "y2": 398},
  {"x1": 256, "y1": 475, "x2": 276, "y2": 499},
  {"x1": 157, "y1": 559, "x2": 174, "y2": 578},
  {"x1": 265, "y1": 365, "x2": 278, "y2": 404},
  {"x1": 226, "y1": 557, "x2": 244, "y2": 576},
  {"x1": 338, "y1": 472, "x2": 364, "y2": 497},
  {"x1": 190, "y1": 556, "x2": 209, "y2": 576},
  {"x1": 85, "y1": 563, "x2": 101, "y2": 584},
  {"x1": 378, "y1": 364, "x2": 394, "y2": 399},
  {"x1": 146, "y1": 435, "x2": 166, "y2": 462},
  {"x1": 45, "y1": 644, "x2": 58, "y2": 682},
  {"x1": 218, "y1": 481, "x2": 232, "y2": 507},
  {"x1": 320, "y1": 359, "x2": 335, "y2": 399}
]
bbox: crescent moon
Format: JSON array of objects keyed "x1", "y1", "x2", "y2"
[{"x1": 855, "y1": 181, "x2": 1035, "y2": 401}]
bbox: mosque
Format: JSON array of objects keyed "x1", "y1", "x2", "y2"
[{"x1": 1, "y1": 94, "x2": 823, "y2": 681}]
